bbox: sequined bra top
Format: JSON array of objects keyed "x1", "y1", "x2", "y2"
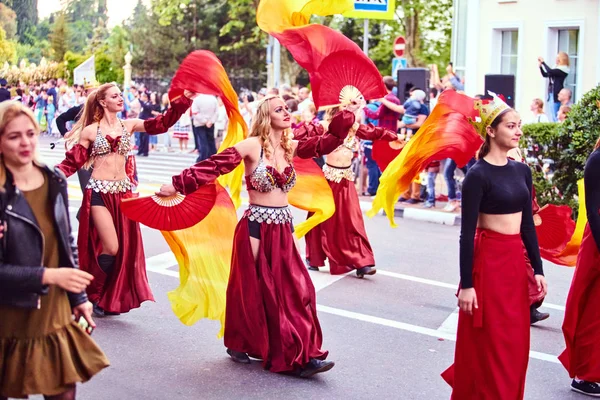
[
  {"x1": 90, "y1": 120, "x2": 131, "y2": 157},
  {"x1": 245, "y1": 149, "x2": 297, "y2": 193}
]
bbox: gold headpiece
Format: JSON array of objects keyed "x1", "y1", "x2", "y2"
[{"x1": 468, "y1": 91, "x2": 511, "y2": 137}]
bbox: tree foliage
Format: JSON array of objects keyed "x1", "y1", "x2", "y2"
[
  {"x1": 0, "y1": 3, "x2": 17, "y2": 39},
  {"x1": 0, "y1": 26, "x2": 17, "y2": 64},
  {"x1": 49, "y1": 12, "x2": 69, "y2": 62},
  {"x1": 521, "y1": 84, "x2": 600, "y2": 216}
]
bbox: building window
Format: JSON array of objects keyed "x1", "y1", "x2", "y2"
[
  {"x1": 500, "y1": 30, "x2": 518, "y2": 77},
  {"x1": 557, "y1": 29, "x2": 579, "y2": 100}
]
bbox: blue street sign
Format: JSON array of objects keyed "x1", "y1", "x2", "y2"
[
  {"x1": 355, "y1": 0, "x2": 389, "y2": 12},
  {"x1": 392, "y1": 57, "x2": 407, "y2": 76}
]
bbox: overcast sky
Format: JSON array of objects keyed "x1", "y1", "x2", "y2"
[{"x1": 38, "y1": 0, "x2": 152, "y2": 28}]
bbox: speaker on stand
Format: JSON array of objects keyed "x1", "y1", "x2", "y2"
[
  {"x1": 484, "y1": 74, "x2": 515, "y2": 107},
  {"x1": 396, "y1": 68, "x2": 430, "y2": 107}
]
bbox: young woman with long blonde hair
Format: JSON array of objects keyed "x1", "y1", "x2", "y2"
[
  {"x1": 57, "y1": 82, "x2": 194, "y2": 316},
  {"x1": 157, "y1": 95, "x2": 357, "y2": 377},
  {"x1": 0, "y1": 101, "x2": 108, "y2": 400}
]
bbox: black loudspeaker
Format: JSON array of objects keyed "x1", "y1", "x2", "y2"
[
  {"x1": 396, "y1": 68, "x2": 430, "y2": 105},
  {"x1": 484, "y1": 74, "x2": 515, "y2": 107}
]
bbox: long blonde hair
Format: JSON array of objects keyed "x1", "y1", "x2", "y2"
[
  {"x1": 67, "y1": 82, "x2": 118, "y2": 146},
  {"x1": 0, "y1": 101, "x2": 41, "y2": 184},
  {"x1": 249, "y1": 96, "x2": 293, "y2": 163}
]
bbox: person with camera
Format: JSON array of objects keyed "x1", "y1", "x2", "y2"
[{"x1": 0, "y1": 101, "x2": 108, "y2": 400}]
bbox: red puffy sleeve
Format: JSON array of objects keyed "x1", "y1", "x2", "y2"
[
  {"x1": 293, "y1": 121, "x2": 325, "y2": 141},
  {"x1": 295, "y1": 110, "x2": 355, "y2": 159},
  {"x1": 172, "y1": 147, "x2": 243, "y2": 195},
  {"x1": 356, "y1": 124, "x2": 398, "y2": 142},
  {"x1": 56, "y1": 144, "x2": 90, "y2": 177},
  {"x1": 143, "y1": 96, "x2": 193, "y2": 135}
]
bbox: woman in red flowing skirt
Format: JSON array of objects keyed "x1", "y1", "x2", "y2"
[
  {"x1": 302, "y1": 108, "x2": 398, "y2": 277},
  {"x1": 157, "y1": 95, "x2": 358, "y2": 376},
  {"x1": 559, "y1": 139, "x2": 600, "y2": 396},
  {"x1": 440, "y1": 95, "x2": 547, "y2": 399},
  {"x1": 57, "y1": 83, "x2": 193, "y2": 315}
]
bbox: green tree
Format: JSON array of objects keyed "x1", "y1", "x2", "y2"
[
  {"x1": 87, "y1": 17, "x2": 109, "y2": 54},
  {"x1": 0, "y1": 26, "x2": 17, "y2": 64},
  {"x1": 49, "y1": 12, "x2": 69, "y2": 62},
  {"x1": 104, "y1": 25, "x2": 130, "y2": 84},
  {"x1": 3, "y1": 0, "x2": 38, "y2": 43},
  {"x1": 0, "y1": 3, "x2": 17, "y2": 39}
]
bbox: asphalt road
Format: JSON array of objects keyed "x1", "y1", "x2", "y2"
[{"x1": 27, "y1": 137, "x2": 583, "y2": 400}]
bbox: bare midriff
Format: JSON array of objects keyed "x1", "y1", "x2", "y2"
[
  {"x1": 477, "y1": 212, "x2": 523, "y2": 235},
  {"x1": 324, "y1": 145, "x2": 354, "y2": 168},
  {"x1": 91, "y1": 152, "x2": 128, "y2": 181}
]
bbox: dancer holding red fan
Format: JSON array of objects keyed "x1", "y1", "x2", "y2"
[
  {"x1": 57, "y1": 82, "x2": 194, "y2": 316},
  {"x1": 156, "y1": 95, "x2": 358, "y2": 376}
]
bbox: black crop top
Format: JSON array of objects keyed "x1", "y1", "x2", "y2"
[
  {"x1": 585, "y1": 150, "x2": 600, "y2": 252},
  {"x1": 459, "y1": 158, "x2": 543, "y2": 288}
]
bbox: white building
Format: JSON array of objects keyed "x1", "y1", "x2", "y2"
[{"x1": 452, "y1": 0, "x2": 600, "y2": 119}]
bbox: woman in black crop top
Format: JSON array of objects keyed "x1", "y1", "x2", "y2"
[
  {"x1": 559, "y1": 140, "x2": 600, "y2": 396},
  {"x1": 441, "y1": 96, "x2": 547, "y2": 400}
]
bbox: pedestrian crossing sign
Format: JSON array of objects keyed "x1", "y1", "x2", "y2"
[{"x1": 344, "y1": 0, "x2": 396, "y2": 20}]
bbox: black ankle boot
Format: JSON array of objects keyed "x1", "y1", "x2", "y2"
[
  {"x1": 96, "y1": 255, "x2": 120, "y2": 315},
  {"x1": 227, "y1": 349, "x2": 251, "y2": 364},
  {"x1": 530, "y1": 306, "x2": 549, "y2": 325},
  {"x1": 299, "y1": 359, "x2": 335, "y2": 378},
  {"x1": 356, "y1": 266, "x2": 377, "y2": 278}
]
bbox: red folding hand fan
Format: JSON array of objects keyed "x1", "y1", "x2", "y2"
[{"x1": 120, "y1": 184, "x2": 218, "y2": 231}]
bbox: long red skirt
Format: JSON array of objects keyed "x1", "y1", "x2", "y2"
[
  {"x1": 441, "y1": 229, "x2": 530, "y2": 400},
  {"x1": 78, "y1": 189, "x2": 154, "y2": 313},
  {"x1": 559, "y1": 224, "x2": 600, "y2": 380},
  {"x1": 224, "y1": 215, "x2": 328, "y2": 373},
  {"x1": 525, "y1": 248, "x2": 545, "y2": 307},
  {"x1": 305, "y1": 178, "x2": 375, "y2": 274}
]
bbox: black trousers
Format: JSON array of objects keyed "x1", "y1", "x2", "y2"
[
  {"x1": 138, "y1": 132, "x2": 149, "y2": 156},
  {"x1": 195, "y1": 125, "x2": 216, "y2": 162}
]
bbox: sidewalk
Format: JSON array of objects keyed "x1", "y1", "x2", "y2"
[{"x1": 358, "y1": 194, "x2": 461, "y2": 226}]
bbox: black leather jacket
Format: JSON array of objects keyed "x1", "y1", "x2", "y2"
[{"x1": 0, "y1": 164, "x2": 87, "y2": 309}]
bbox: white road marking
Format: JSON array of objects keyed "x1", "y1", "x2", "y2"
[
  {"x1": 377, "y1": 269, "x2": 565, "y2": 312},
  {"x1": 140, "y1": 250, "x2": 563, "y2": 364}
]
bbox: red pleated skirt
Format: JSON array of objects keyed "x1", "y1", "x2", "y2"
[
  {"x1": 441, "y1": 229, "x2": 530, "y2": 400},
  {"x1": 224, "y1": 213, "x2": 328, "y2": 373},
  {"x1": 559, "y1": 224, "x2": 600, "y2": 381},
  {"x1": 305, "y1": 178, "x2": 375, "y2": 274},
  {"x1": 78, "y1": 188, "x2": 154, "y2": 313}
]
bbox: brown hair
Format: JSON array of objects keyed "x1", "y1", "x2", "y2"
[
  {"x1": 595, "y1": 135, "x2": 600, "y2": 150},
  {"x1": 532, "y1": 98, "x2": 544, "y2": 111},
  {"x1": 383, "y1": 76, "x2": 396, "y2": 91},
  {"x1": 249, "y1": 96, "x2": 293, "y2": 164},
  {"x1": 477, "y1": 109, "x2": 511, "y2": 159},
  {"x1": 66, "y1": 82, "x2": 118, "y2": 147}
]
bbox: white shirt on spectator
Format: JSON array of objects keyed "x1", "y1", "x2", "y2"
[{"x1": 192, "y1": 94, "x2": 219, "y2": 127}]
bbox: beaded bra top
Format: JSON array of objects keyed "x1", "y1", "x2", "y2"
[
  {"x1": 245, "y1": 149, "x2": 297, "y2": 193},
  {"x1": 90, "y1": 120, "x2": 131, "y2": 157}
]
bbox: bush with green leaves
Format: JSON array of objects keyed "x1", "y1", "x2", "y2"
[{"x1": 521, "y1": 84, "x2": 600, "y2": 216}]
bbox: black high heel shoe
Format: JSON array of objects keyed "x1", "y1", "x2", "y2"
[{"x1": 227, "y1": 349, "x2": 251, "y2": 364}]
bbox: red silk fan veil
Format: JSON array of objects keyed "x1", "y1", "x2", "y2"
[
  {"x1": 121, "y1": 51, "x2": 248, "y2": 230},
  {"x1": 257, "y1": 0, "x2": 387, "y2": 108}
]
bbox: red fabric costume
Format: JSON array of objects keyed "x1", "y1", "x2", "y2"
[
  {"x1": 56, "y1": 96, "x2": 191, "y2": 313},
  {"x1": 301, "y1": 124, "x2": 397, "y2": 274},
  {"x1": 171, "y1": 111, "x2": 355, "y2": 373},
  {"x1": 442, "y1": 229, "x2": 530, "y2": 400},
  {"x1": 559, "y1": 149, "x2": 600, "y2": 381}
]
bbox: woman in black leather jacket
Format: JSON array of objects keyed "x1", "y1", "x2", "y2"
[{"x1": 0, "y1": 101, "x2": 108, "y2": 400}]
